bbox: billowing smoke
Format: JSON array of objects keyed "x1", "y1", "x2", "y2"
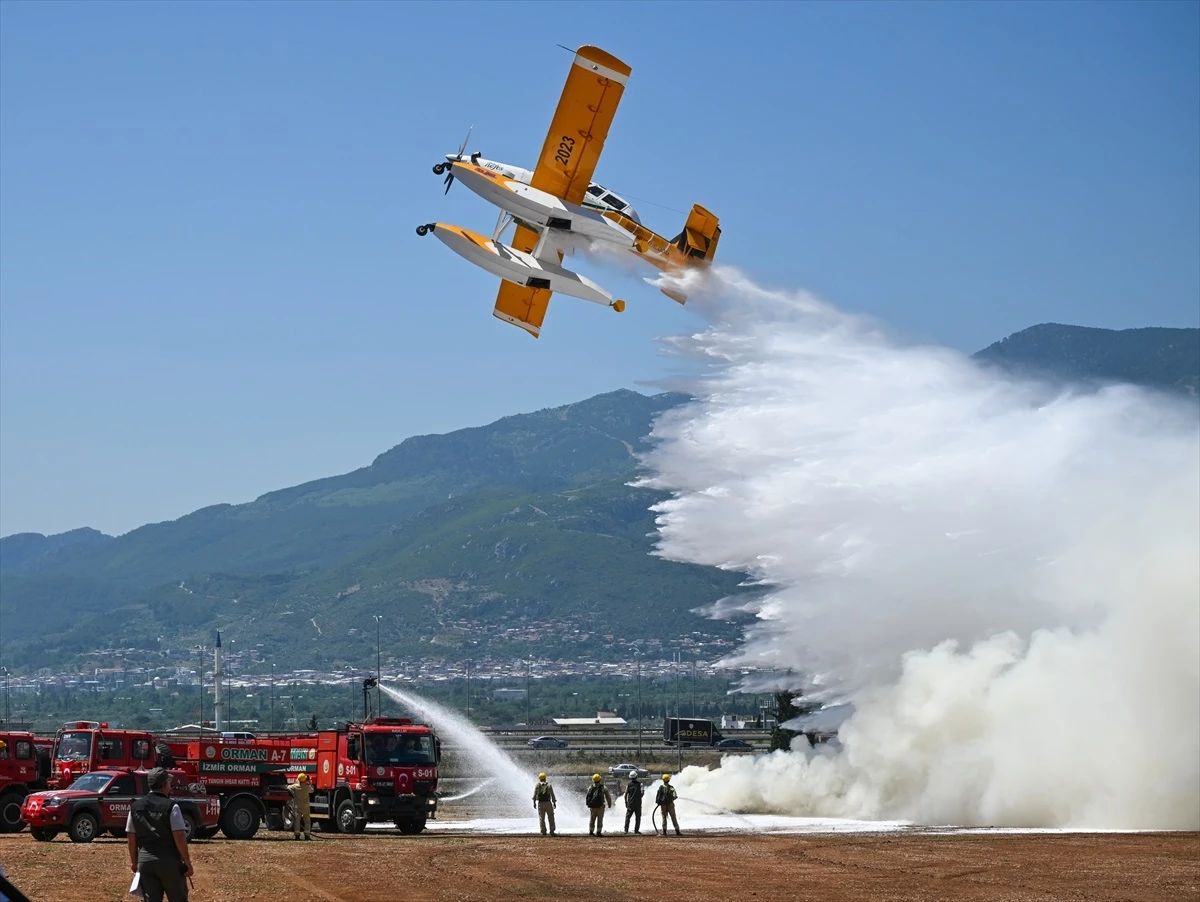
[{"x1": 639, "y1": 266, "x2": 1199, "y2": 829}]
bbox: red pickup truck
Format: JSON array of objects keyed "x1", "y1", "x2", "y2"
[{"x1": 20, "y1": 769, "x2": 221, "y2": 843}]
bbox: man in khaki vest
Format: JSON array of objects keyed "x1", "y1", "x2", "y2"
[
  {"x1": 532, "y1": 773, "x2": 557, "y2": 836},
  {"x1": 288, "y1": 772, "x2": 314, "y2": 840},
  {"x1": 656, "y1": 774, "x2": 681, "y2": 836},
  {"x1": 586, "y1": 774, "x2": 613, "y2": 836}
]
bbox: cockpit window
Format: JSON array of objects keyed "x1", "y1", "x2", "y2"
[
  {"x1": 602, "y1": 194, "x2": 628, "y2": 211},
  {"x1": 586, "y1": 185, "x2": 605, "y2": 197}
]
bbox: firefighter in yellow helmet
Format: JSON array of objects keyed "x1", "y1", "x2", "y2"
[
  {"x1": 532, "y1": 772, "x2": 557, "y2": 836},
  {"x1": 585, "y1": 773, "x2": 613, "y2": 836},
  {"x1": 656, "y1": 774, "x2": 681, "y2": 835},
  {"x1": 0, "y1": 740, "x2": 7, "y2": 759},
  {"x1": 288, "y1": 772, "x2": 314, "y2": 840}
]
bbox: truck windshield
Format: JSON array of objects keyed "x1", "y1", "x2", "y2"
[
  {"x1": 67, "y1": 772, "x2": 113, "y2": 793},
  {"x1": 57, "y1": 731, "x2": 93, "y2": 761},
  {"x1": 364, "y1": 732, "x2": 436, "y2": 766}
]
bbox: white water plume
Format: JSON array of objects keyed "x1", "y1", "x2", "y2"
[
  {"x1": 437, "y1": 777, "x2": 496, "y2": 803},
  {"x1": 379, "y1": 684, "x2": 587, "y2": 823},
  {"x1": 641, "y1": 265, "x2": 1200, "y2": 829}
]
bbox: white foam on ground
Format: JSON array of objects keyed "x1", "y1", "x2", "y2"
[{"x1": 419, "y1": 813, "x2": 907, "y2": 835}]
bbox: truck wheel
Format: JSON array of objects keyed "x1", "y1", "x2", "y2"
[
  {"x1": 395, "y1": 815, "x2": 426, "y2": 835},
  {"x1": 335, "y1": 799, "x2": 364, "y2": 834},
  {"x1": 280, "y1": 802, "x2": 295, "y2": 833},
  {"x1": 182, "y1": 811, "x2": 200, "y2": 843},
  {"x1": 30, "y1": 827, "x2": 55, "y2": 841},
  {"x1": 0, "y1": 791, "x2": 26, "y2": 832},
  {"x1": 68, "y1": 810, "x2": 100, "y2": 843},
  {"x1": 219, "y1": 798, "x2": 261, "y2": 840}
]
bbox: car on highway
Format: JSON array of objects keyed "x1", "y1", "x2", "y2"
[
  {"x1": 607, "y1": 763, "x2": 651, "y2": 779},
  {"x1": 526, "y1": 736, "x2": 569, "y2": 749},
  {"x1": 716, "y1": 738, "x2": 754, "y2": 750}
]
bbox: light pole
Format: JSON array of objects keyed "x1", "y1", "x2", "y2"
[
  {"x1": 692, "y1": 660, "x2": 697, "y2": 717},
  {"x1": 270, "y1": 663, "x2": 275, "y2": 731},
  {"x1": 373, "y1": 615, "x2": 383, "y2": 716},
  {"x1": 673, "y1": 653, "x2": 680, "y2": 721},
  {"x1": 674, "y1": 653, "x2": 682, "y2": 774},
  {"x1": 227, "y1": 638, "x2": 235, "y2": 720},
  {"x1": 636, "y1": 657, "x2": 643, "y2": 758},
  {"x1": 1, "y1": 666, "x2": 10, "y2": 725},
  {"x1": 525, "y1": 657, "x2": 532, "y2": 725}
]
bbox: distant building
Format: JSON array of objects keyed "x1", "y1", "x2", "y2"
[
  {"x1": 551, "y1": 713, "x2": 627, "y2": 730},
  {"x1": 493, "y1": 688, "x2": 527, "y2": 699}
]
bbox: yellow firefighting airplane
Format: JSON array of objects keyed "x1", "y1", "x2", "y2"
[{"x1": 416, "y1": 45, "x2": 721, "y2": 338}]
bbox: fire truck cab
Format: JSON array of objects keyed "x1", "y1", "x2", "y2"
[
  {"x1": 50, "y1": 722, "x2": 159, "y2": 789},
  {"x1": 307, "y1": 717, "x2": 440, "y2": 834}
]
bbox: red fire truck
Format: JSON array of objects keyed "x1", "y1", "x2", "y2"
[
  {"x1": 163, "y1": 716, "x2": 442, "y2": 837},
  {"x1": 161, "y1": 734, "x2": 317, "y2": 840},
  {"x1": 0, "y1": 730, "x2": 52, "y2": 832},
  {"x1": 304, "y1": 716, "x2": 440, "y2": 834},
  {"x1": 42, "y1": 697, "x2": 442, "y2": 839},
  {"x1": 46, "y1": 721, "x2": 296, "y2": 839}
]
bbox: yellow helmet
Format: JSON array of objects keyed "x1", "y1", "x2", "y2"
[
  {"x1": 297, "y1": 773, "x2": 309, "y2": 782},
  {"x1": 662, "y1": 774, "x2": 671, "y2": 782},
  {"x1": 0, "y1": 740, "x2": 6, "y2": 750},
  {"x1": 591, "y1": 774, "x2": 602, "y2": 783},
  {"x1": 538, "y1": 773, "x2": 547, "y2": 781}
]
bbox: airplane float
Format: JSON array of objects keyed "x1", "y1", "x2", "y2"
[{"x1": 416, "y1": 45, "x2": 721, "y2": 338}]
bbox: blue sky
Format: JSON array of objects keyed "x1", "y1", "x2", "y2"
[{"x1": 1, "y1": 1, "x2": 1197, "y2": 538}]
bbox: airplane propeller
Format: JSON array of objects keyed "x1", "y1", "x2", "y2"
[{"x1": 432, "y1": 126, "x2": 474, "y2": 194}]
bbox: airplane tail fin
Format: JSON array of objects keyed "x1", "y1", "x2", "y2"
[
  {"x1": 671, "y1": 204, "x2": 721, "y2": 263},
  {"x1": 660, "y1": 204, "x2": 721, "y2": 303}
]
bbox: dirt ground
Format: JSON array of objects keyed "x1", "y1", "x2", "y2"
[{"x1": 1, "y1": 829, "x2": 1196, "y2": 902}]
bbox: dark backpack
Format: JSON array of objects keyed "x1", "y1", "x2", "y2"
[{"x1": 586, "y1": 784, "x2": 604, "y2": 807}]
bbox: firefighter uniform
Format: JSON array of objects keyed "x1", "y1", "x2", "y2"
[
  {"x1": 656, "y1": 777, "x2": 681, "y2": 836},
  {"x1": 288, "y1": 775, "x2": 314, "y2": 839},
  {"x1": 586, "y1": 776, "x2": 613, "y2": 836},
  {"x1": 532, "y1": 774, "x2": 557, "y2": 835}
]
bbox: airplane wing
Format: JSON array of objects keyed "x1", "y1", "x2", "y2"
[
  {"x1": 493, "y1": 280, "x2": 551, "y2": 338},
  {"x1": 491, "y1": 46, "x2": 631, "y2": 338},
  {"x1": 489, "y1": 221, "x2": 556, "y2": 337},
  {"x1": 529, "y1": 46, "x2": 631, "y2": 206}
]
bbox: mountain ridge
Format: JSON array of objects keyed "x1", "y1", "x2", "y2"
[
  {"x1": 973, "y1": 323, "x2": 1198, "y2": 395},
  {"x1": 2, "y1": 323, "x2": 1195, "y2": 671}
]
